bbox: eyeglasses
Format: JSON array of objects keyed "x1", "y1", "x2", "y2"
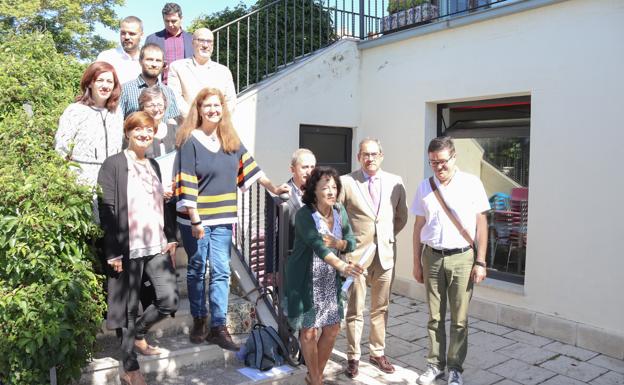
[
  {"x1": 361, "y1": 152, "x2": 381, "y2": 159},
  {"x1": 144, "y1": 103, "x2": 165, "y2": 109},
  {"x1": 428, "y1": 154, "x2": 455, "y2": 167},
  {"x1": 194, "y1": 38, "x2": 213, "y2": 45}
]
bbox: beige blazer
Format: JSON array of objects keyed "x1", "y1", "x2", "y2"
[
  {"x1": 167, "y1": 57, "x2": 237, "y2": 116},
  {"x1": 339, "y1": 169, "x2": 408, "y2": 270}
]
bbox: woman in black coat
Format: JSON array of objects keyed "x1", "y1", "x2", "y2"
[{"x1": 98, "y1": 111, "x2": 178, "y2": 385}]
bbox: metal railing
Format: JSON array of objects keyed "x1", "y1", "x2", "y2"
[
  {"x1": 212, "y1": 0, "x2": 512, "y2": 92},
  {"x1": 232, "y1": 185, "x2": 299, "y2": 355}
]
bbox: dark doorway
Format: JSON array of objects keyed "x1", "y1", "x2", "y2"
[{"x1": 299, "y1": 125, "x2": 352, "y2": 175}]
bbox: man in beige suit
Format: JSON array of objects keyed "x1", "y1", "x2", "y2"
[{"x1": 339, "y1": 138, "x2": 408, "y2": 378}]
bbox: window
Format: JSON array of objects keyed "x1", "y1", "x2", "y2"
[
  {"x1": 300, "y1": 125, "x2": 353, "y2": 175},
  {"x1": 437, "y1": 96, "x2": 530, "y2": 284}
]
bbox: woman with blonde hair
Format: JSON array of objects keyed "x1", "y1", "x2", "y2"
[{"x1": 173, "y1": 87, "x2": 289, "y2": 349}]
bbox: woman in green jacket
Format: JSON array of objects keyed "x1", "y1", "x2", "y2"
[{"x1": 285, "y1": 166, "x2": 363, "y2": 385}]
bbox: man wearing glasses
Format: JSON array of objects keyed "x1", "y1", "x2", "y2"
[
  {"x1": 167, "y1": 28, "x2": 237, "y2": 117},
  {"x1": 119, "y1": 44, "x2": 182, "y2": 123},
  {"x1": 338, "y1": 138, "x2": 408, "y2": 379},
  {"x1": 411, "y1": 136, "x2": 489, "y2": 385}
]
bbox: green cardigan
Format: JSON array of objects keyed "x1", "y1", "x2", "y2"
[{"x1": 285, "y1": 204, "x2": 356, "y2": 328}]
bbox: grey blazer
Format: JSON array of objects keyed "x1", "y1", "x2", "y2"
[{"x1": 285, "y1": 178, "x2": 304, "y2": 251}]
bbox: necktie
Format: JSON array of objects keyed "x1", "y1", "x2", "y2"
[{"x1": 368, "y1": 176, "x2": 379, "y2": 214}]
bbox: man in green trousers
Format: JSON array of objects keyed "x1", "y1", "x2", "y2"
[{"x1": 411, "y1": 136, "x2": 490, "y2": 385}]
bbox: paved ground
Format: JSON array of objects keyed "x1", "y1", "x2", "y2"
[
  {"x1": 322, "y1": 293, "x2": 624, "y2": 385},
  {"x1": 136, "y1": 292, "x2": 624, "y2": 384}
]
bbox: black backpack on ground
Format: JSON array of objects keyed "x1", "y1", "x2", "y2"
[{"x1": 244, "y1": 324, "x2": 289, "y2": 371}]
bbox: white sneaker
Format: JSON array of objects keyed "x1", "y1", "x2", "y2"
[
  {"x1": 447, "y1": 369, "x2": 463, "y2": 385},
  {"x1": 417, "y1": 364, "x2": 444, "y2": 385}
]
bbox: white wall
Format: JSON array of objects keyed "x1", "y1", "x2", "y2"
[
  {"x1": 233, "y1": 40, "x2": 361, "y2": 184},
  {"x1": 239, "y1": 0, "x2": 624, "y2": 354},
  {"x1": 358, "y1": 0, "x2": 624, "y2": 335}
]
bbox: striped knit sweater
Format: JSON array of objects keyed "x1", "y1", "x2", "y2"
[{"x1": 173, "y1": 136, "x2": 263, "y2": 226}]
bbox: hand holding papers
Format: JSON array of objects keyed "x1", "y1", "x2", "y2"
[
  {"x1": 155, "y1": 150, "x2": 176, "y2": 198},
  {"x1": 341, "y1": 243, "x2": 376, "y2": 298}
]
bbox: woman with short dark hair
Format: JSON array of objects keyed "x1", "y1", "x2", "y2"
[
  {"x1": 285, "y1": 166, "x2": 363, "y2": 385},
  {"x1": 139, "y1": 85, "x2": 178, "y2": 158},
  {"x1": 98, "y1": 111, "x2": 179, "y2": 385}
]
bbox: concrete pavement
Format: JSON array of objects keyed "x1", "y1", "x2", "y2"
[{"x1": 322, "y1": 293, "x2": 624, "y2": 385}]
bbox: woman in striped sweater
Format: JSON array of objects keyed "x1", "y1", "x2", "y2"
[{"x1": 173, "y1": 87, "x2": 289, "y2": 350}]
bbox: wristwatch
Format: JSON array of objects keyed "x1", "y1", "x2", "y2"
[{"x1": 474, "y1": 261, "x2": 487, "y2": 268}]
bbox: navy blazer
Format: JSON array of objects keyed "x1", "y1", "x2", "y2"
[{"x1": 145, "y1": 29, "x2": 194, "y2": 62}]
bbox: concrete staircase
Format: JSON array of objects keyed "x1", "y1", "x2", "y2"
[{"x1": 79, "y1": 248, "x2": 308, "y2": 385}]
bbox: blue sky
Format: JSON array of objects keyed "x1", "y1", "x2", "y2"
[{"x1": 97, "y1": 1, "x2": 255, "y2": 43}]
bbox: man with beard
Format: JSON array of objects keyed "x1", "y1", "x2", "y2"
[
  {"x1": 167, "y1": 28, "x2": 237, "y2": 116},
  {"x1": 97, "y1": 16, "x2": 143, "y2": 85},
  {"x1": 145, "y1": 3, "x2": 194, "y2": 85},
  {"x1": 119, "y1": 44, "x2": 182, "y2": 122}
]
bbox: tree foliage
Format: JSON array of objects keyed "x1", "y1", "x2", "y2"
[
  {"x1": 0, "y1": 32, "x2": 105, "y2": 385},
  {"x1": 190, "y1": 0, "x2": 337, "y2": 92},
  {"x1": 0, "y1": 0, "x2": 123, "y2": 60}
]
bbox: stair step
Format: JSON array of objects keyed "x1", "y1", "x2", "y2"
[
  {"x1": 96, "y1": 294, "x2": 255, "y2": 342},
  {"x1": 81, "y1": 333, "x2": 312, "y2": 385},
  {"x1": 143, "y1": 362, "x2": 307, "y2": 385},
  {"x1": 80, "y1": 334, "x2": 245, "y2": 385}
]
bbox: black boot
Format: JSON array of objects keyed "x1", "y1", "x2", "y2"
[
  {"x1": 190, "y1": 317, "x2": 207, "y2": 344},
  {"x1": 207, "y1": 325, "x2": 240, "y2": 351}
]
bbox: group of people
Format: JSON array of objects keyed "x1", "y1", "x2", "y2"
[
  {"x1": 282, "y1": 136, "x2": 489, "y2": 385},
  {"x1": 55, "y1": 3, "x2": 287, "y2": 385},
  {"x1": 54, "y1": 3, "x2": 491, "y2": 385}
]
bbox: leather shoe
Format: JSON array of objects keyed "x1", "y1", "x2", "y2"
[
  {"x1": 134, "y1": 339, "x2": 161, "y2": 356},
  {"x1": 119, "y1": 369, "x2": 147, "y2": 385},
  {"x1": 369, "y1": 355, "x2": 395, "y2": 374},
  {"x1": 345, "y1": 359, "x2": 359, "y2": 378},
  {"x1": 207, "y1": 325, "x2": 240, "y2": 351}
]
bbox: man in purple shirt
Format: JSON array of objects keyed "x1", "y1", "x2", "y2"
[{"x1": 145, "y1": 3, "x2": 194, "y2": 84}]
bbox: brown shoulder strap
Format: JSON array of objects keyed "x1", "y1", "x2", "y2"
[{"x1": 429, "y1": 177, "x2": 474, "y2": 247}]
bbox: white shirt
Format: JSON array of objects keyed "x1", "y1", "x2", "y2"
[
  {"x1": 96, "y1": 46, "x2": 141, "y2": 85},
  {"x1": 411, "y1": 170, "x2": 490, "y2": 249}
]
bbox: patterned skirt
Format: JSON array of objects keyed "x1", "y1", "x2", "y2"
[{"x1": 296, "y1": 254, "x2": 341, "y2": 329}]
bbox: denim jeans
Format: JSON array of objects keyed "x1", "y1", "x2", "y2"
[
  {"x1": 180, "y1": 224, "x2": 232, "y2": 327},
  {"x1": 122, "y1": 252, "x2": 178, "y2": 371}
]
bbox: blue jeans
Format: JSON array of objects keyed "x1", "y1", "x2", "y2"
[{"x1": 180, "y1": 224, "x2": 232, "y2": 327}]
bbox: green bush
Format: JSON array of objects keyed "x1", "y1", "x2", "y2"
[
  {"x1": 387, "y1": 0, "x2": 427, "y2": 14},
  {"x1": 0, "y1": 32, "x2": 106, "y2": 385}
]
